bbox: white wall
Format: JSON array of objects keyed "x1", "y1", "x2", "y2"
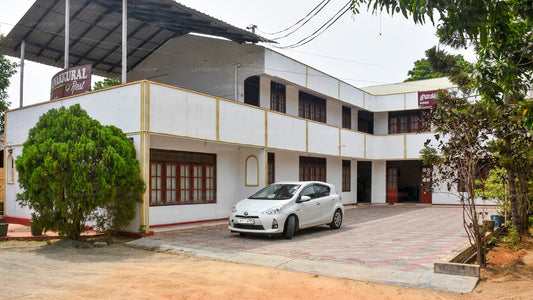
[
  {"x1": 274, "y1": 151, "x2": 300, "y2": 182},
  {"x1": 327, "y1": 100, "x2": 342, "y2": 128},
  {"x1": 286, "y1": 85, "x2": 299, "y2": 116},
  {"x1": 150, "y1": 85, "x2": 217, "y2": 140},
  {"x1": 147, "y1": 136, "x2": 262, "y2": 225},
  {"x1": 267, "y1": 112, "x2": 307, "y2": 152},
  {"x1": 128, "y1": 34, "x2": 265, "y2": 102},
  {"x1": 374, "y1": 112, "x2": 389, "y2": 135},
  {"x1": 259, "y1": 76, "x2": 270, "y2": 109},
  {"x1": 371, "y1": 160, "x2": 387, "y2": 203},
  {"x1": 5, "y1": 83, "x2": 143, "y2": 219},
  {"x1": 307, "y1": 122, "x2": 339, "y2": 156}
]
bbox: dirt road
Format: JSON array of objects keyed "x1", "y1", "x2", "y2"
[{"x1": 1, "y1": 237, "x2": 532, "y2": 299}]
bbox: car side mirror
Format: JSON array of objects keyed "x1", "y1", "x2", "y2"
[{"x1": 297, "y1": 195, "x2": 311, "y2": 203}]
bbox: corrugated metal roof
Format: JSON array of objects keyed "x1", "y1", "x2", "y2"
[
  {"x1": 0, "y1": 0, "x2": 271, "y2": 78},
  {"x1": 362, "y1": 77, "x2": 454, "y2": 95}
]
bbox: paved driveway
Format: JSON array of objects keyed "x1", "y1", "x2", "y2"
[{"x1": 129, "y1": 205, "x2": 482, "y2": 293}]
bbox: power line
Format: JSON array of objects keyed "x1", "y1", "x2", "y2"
[
  {"x1": 257, "y1": 0, "x2": 330, "y2": 35},
  {"x1": 275, "y1": 0, "x2": 351, "y2": 49},
  {"x1": 259, "y1": 0, "x2": 333, "y2": 41}
]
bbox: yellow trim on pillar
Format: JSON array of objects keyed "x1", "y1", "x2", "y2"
[
  {"x1": 139, "y1": 81, "x2": 151, "y2": 233},
  {"x1": 363, "y1": 93, "x2": 366, "y2": 109},
  {"x1": 364, "y1": 133, "x2": 367, "y2": 159},
  {"x1": 338, "y1": 128, "x2": 342, "y2": 157},
  {"x1": 216, "y1": 98, "x2": 220, "y2": 141},
  {"x1": 306, "y1": 120, "x2": 309, "y2": 152},
  {"x1": 265, "y1": 110, "x2": 268, "y2": 147},
  {"x1": 404, "y1": 93, "x2": 407, "y2": 109},
  {"x1": 404, "y1": 134, "x2": 407, "y2": 159},
  {"x1": 265, "y1": 149, "x2": 269, "y2": 186}
]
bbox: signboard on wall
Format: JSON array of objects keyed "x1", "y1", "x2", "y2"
[
  {"x1": 50, "y1": 65, "x2": 92, "y2": 100},
  {"x1": 418, "y1": 90, "x2": 438, "y2": 107}
]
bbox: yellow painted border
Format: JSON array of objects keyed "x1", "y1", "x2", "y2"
[
  {"x1": 264, "y1": 150, "x2": 269, "y2": 186},
  {"x1": 139, "y1": 81, "x2": 151, "y2": 233},
  {"x1": 404, "y1": 134, "x2": 407, "y2": 159},
  {"x1": 306, "y1": 120, "x2": 309, "y2": 152},
  {"x1": 216, "y1": 98, "x2": 220, "y2": 141},
  {"x1": 265, "y1": 110, "x2": 268, "y2": 147},
  {"x1": 364, "y1": 133, "x2": 367, "y2": 159},
  {"x1": 244, "y1": 155, "x2": 259, "y2": 187},
  {"x1": 338, "y1": 128, "x2": 342, "y2": 157}
]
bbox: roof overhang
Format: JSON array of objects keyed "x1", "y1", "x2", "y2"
[{"x1": 0, "y1": 0, "x2": 272, "y2": 78}]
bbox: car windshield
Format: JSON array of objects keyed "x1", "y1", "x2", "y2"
[{"x1": 249, "y1": 184, "x2": 300, "y2": 200}]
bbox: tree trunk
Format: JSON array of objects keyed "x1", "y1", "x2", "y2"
[
  {"x1": 506, "y1": 168, "x2": 522, "y2": 234},
  {"x1": 517, "y1": 175, "x2": 531, "y2": 236},
  {"x1": 476, "y1": 229, "x2": 486, "y2": 268}
]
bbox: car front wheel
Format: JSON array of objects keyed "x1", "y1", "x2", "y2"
[
  {"x1": 283, "y1": 215, "x2": 296, "y2": 239},
  {"x1": 330, "y1": 209, "x2": 342, "y2": 230}
]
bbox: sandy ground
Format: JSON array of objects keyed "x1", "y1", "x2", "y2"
[{"x1": 1, "y1": 235, "x2": 532, "y2": 300}]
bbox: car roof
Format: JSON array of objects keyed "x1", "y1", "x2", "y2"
[{"x1": 272, "y1": 181, "x2": 332, "y2": 186}]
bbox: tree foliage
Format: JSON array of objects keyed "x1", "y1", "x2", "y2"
[
  {"x1": 16, "y1": 104, "x2": 145, "y2": 240},
  {"x1": 352, "y1": 0, "x2": 533, "y2": 123},
  {"x1": 0, "y1": 32, "x2": 18, "y2": 131},
  {"x1": 405, "y1": 58, "x2": 443, "y2": 81},
  {"x1": 353, "y1": 0, "x2": 533, "y2": 240},
  {"x1": 405, "y1": 46, "x2": 472, "y2": 82},
  {"x1": 93, "y1": 78, "x2": 120, "y2": 91},
  {"x1": 421, "y1": 91, "x2": 493, "y2": 267}
]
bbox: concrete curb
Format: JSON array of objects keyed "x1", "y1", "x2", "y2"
[
  {"x1": 127, "y1": 238, "x2": 479, "y2": 293},
  {"x1": 434, "y1": 227, "x2": 503, "y2": 277}
]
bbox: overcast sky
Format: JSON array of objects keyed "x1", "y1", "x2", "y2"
[{"x1": 0, "y1": 0, "x2": 474, "y2": 108}]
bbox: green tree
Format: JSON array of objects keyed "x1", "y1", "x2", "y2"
[
  {"x1": 93, "y1": 78, "x2": 120, "y2": 90},
  {"x1": 405, "y1": 58, "x2": 443, "y2": 81},
  {"x1": 0, "y1": 32, "x2": 18, "y2": 131},
  {"x1": 353, "y1": 0, "x2": 533, "y2": 238},
  {"x1": 421, "y1": 92, "x2": 493, "y2": 267},
  {"x1": 16, "y1": 104, "x2": 145, "y2": 240},
  {"x1": 405, "y1": 46, "x2": 473, "y2": 84}
]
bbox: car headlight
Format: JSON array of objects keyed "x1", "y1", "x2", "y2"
[{"x1": 263, "y1": 205, "x2": 283, "y2": 215}]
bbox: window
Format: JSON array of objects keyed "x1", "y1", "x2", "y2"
[
  {"x1": 342, "y1": 160, "x2": 351, "y2": 191},
  {"x1": 244, "y1": 76, "x2": 260, "y2": 106},
  {"x1": 388, "y1": 110, "x2": 427, "y2": 134},
  {"x1": 389, "y1": 116, "x2": 398, "y2": 134},
  {"x1": 342, "y1": 106, "x2": 351, "y2": 129},
  {"x1": 301, "y1": 183, "x2": 330, "y2": 199},
  {"x1": 267, "y1": 153, "x2": 275, "y2": 184},
  {"x1": 299, "y1": 91, "x2": 326, "y2": 123},
  {"x1": 299, "y1": 156, "x2": 326, "y2": 182},
  {"x1": 358, "y1": 110, "x2": 374, "y2": 134},
  {"x1": 270, "y1": 81, "x2": 286, "y2": 113},
  {"x1": 150, "y1": 149, "x2": 216, "y2": 205}
]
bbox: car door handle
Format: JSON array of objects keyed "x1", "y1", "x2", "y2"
[{"x1": 316, "y1": 202, "x2": 320, "y2": 205}]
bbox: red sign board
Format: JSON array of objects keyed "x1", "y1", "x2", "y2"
[
  {"x1": 50, "y1": 65, "x2": 92, "y2": 100},
  {"x1": 418, "y1": 90, "x2": 438, "y2": 107}
]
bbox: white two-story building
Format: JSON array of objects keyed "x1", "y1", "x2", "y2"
[{"x1": 1, "y1": 0, "x2": 461, "y2": 233}]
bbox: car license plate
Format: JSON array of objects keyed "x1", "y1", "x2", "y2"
[{"x1": 236, "y1": 217, "x2": 255, "y2": 225}]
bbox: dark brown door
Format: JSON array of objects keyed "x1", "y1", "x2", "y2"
[
  {"x1": 420, "y1": 166, "x2": 432, "y2": 204},
  {"x1": 386, "y1": 168, "x2": 398, "y2": 203}
]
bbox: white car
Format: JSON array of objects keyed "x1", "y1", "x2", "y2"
[{"x1": 229, "y1": 181, "x2": 344, "y2": 239}]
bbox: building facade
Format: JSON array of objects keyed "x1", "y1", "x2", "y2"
[{"x1": 3, "y1": 32, "x2": 472, "y2": 232}]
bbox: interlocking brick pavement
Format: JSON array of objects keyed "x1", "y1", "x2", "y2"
[{"x1": 147, "y1": 205, "x2": 488, "y2": 272}]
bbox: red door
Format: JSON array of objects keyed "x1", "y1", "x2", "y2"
[
  {"x1": 386, "y1": 168, "x2": 398, "y2": 203},
  {"x1": 420, "y1": 166, "x2": 432, "y2": 204}
]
